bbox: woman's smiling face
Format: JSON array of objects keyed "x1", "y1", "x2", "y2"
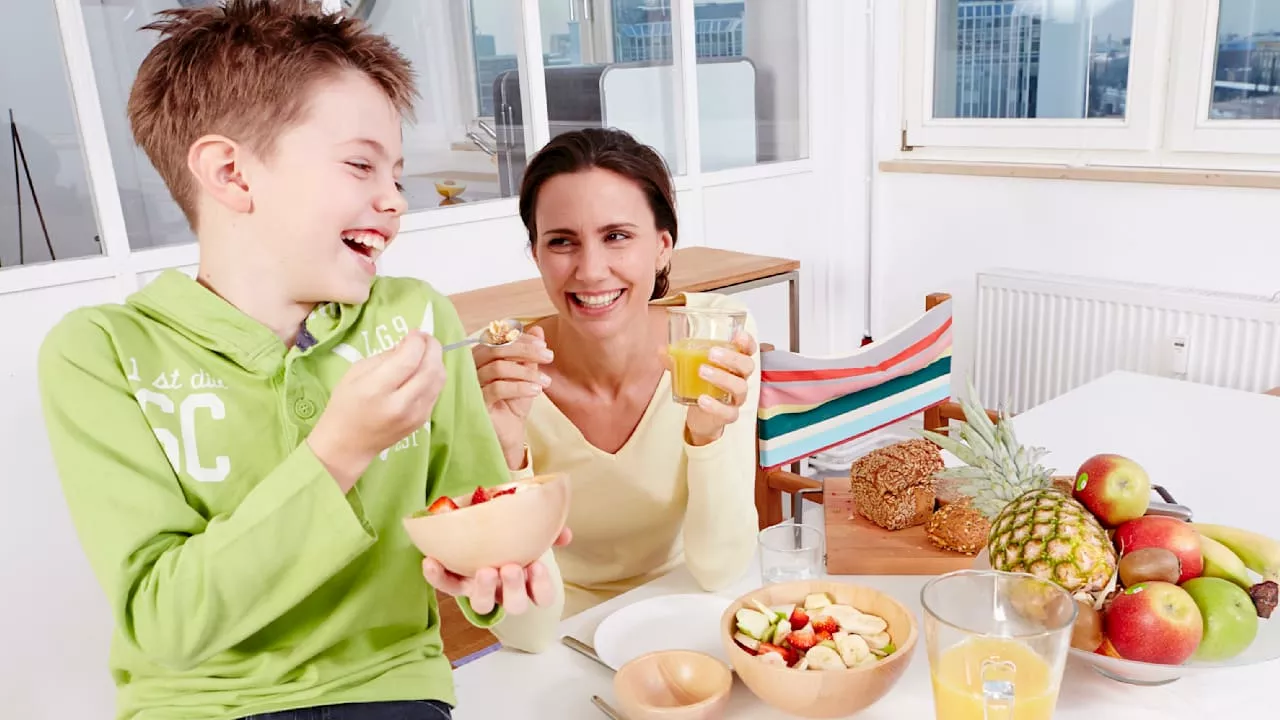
[{"x1": 531, "y1": 166, "x2": 673, "y2": 339}]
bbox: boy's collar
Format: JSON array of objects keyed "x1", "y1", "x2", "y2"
[{"x1": 128, "y1": 270, "x2": 358, "y2": 374}]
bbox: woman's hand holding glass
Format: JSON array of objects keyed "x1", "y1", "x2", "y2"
[{"x1": 675, "y1": 329, "x2": 757, "y2": 446}]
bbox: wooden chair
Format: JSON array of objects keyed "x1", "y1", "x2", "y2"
[{"x1": 754, "y1": 292, "x2": 999, "y2": 529}]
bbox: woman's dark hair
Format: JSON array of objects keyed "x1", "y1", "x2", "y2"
[{"x1": 519, "y1": 128, "x2": 678, "y2": 300}]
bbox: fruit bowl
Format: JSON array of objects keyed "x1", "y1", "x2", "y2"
[
  {"x1": 402, "y1": 472, "x2": 569, "y2": 577},
  {"x1": 973, "y1": 548, "x2": 1280, "y2": 685},
  {"x1": 720, "y1": 580, "x2": 917, "y2": 718}
]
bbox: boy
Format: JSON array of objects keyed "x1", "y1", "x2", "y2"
[{"x1": 36, "y1": 2, "x2": 564, "y2": 718}]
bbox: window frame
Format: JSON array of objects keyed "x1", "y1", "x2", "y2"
[
  {"x1": 901, "y1": 0, "x2": 1170, "y2": 152},
  {"x1": 3, "y1": 0, "x2": 817, "y2": 293},
  {"x1": 898, "y1": 0, "x2": 1280, "y2": 172},
  {"x1": 1166, "y1": 0, "x2": 1280, "y2": 156}
]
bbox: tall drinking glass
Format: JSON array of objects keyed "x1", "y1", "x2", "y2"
[
  {"x1": 921, "y1": 570, "x2": 1076, "y2": 720},
  {"x1": 666, "y1": 306, "x2": 747, "y2": 406}
]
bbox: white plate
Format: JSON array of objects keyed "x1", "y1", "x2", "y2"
[{"x1": 592, "y1": 593, "x2": 733, "y2": 671}]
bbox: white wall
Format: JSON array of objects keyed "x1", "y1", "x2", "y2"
[
  {"x1": 867, "y1": 0, "x2": 1280, "y2": 394},
  {"x1": 0, "y1": 2, "x2": 864, "y2": 718}
]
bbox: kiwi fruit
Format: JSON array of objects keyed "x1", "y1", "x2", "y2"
[
  {"x1": 1071, "y1": 598, "x2": 1103, "y2": 652},
  {"x1": 1118, "y1": 547, "x2": 1181, "y2": 587}
]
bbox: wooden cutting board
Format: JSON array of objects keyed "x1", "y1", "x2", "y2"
[{"x1": 822, "y1": 477, "x2": 979, "y2": 575}]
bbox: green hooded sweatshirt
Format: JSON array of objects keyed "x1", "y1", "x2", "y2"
[{"x1": 37, "y1": 270, "x2": 509, "y2": 720}]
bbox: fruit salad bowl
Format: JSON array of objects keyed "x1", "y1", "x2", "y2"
[
  {"x1": 720, "y1": 580, "x2": 917, "y2": 718},
  {"x1": 973, "y1": 548, "x2": 1280, "y2": 686},
  {"x1": 402, "y1": 472, "x2": 569, "y2": 577}
]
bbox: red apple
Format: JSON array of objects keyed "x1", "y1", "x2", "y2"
[
  {"x1": 1113, "y1": 516, "x2": 1203, "y2": 584},
  {"x1": 1104, "y1": 581, "x2": 1204, "y2": 665},
  {"x1": 1073, "y1": 453, "x2": 1151, "y2": 527}
]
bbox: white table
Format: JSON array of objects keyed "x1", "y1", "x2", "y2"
[{"x1": 453, "y1": 371, "x2": 1279, "y2": 718}]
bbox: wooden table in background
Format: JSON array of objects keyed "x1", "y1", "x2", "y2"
[{"x1": 448, "y1": 247, "x2": 802, "y2": 352}]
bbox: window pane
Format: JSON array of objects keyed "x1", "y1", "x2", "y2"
[
  {"x1": 596, "y1": 0, "x2": 805, "y2": 172},
  {"x1": 82, "y1": 1, "x2": 195, "y2": 250},
  {"x1": 1, "y1": 2, "x2": 103, "y2": 270},
  {"x1": 701, "y1": 0, "x2": 807, "y2": 169},
  {"x1": 932, "y1": 0, "x2": 1133, "y2": 120},
  {"x1": 535, "y1": 0, "x2": 685, "y2": 175},
  {"x1": 1209, "y1": 0, "x2": 1280, "y2": 120},
  {"x1": 81, "y1": 1, "x2": 523, "y2": 250},
  {"x1": 469, "y1": 0, "x2": 529, "y2": 199}
]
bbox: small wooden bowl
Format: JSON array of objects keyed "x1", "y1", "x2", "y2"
[
  {"x1": 721, "y1": 580, "x2": 918, "y2": 718},
  {"x1": 613, "y1": 650, "x2": 732, "y2": 720},
  {"x1": 401, "y1": 473, "x2": 569, "y2": 577}
]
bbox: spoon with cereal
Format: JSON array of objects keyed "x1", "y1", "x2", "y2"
[{"x1": 442, "y1": 318, "x2": 525, "y2": 353}]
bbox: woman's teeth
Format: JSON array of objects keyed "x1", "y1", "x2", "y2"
[{"x1": 573, "y1": 290, "x2": 623, "y2": 308}]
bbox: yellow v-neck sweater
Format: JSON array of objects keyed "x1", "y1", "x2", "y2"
[{"x1": 522, "y1": 292, "x2": 762, "y2": 618}]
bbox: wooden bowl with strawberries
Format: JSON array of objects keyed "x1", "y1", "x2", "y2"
[
  {"x1": 402, "y1": 472, "x2": 569, "y2": 577},
  {"x1": 720, "y1": 580, "x2": 918, "y2": 718}
]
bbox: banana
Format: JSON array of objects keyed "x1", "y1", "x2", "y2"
[
  {"x1": 1192, "y1": 523, "x2": 1280, "y2": 583},
  {"x1": 1198, "y1": 534, "x2": 1254, "y2": 589}
]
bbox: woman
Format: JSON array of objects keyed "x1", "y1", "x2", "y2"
[{"x1": 471, "y1": 128, "x2": 761, "y2": 617}]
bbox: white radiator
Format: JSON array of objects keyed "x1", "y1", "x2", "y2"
[{"x1": 973, "y1": 269, "x2": 1280, "y2": 414}]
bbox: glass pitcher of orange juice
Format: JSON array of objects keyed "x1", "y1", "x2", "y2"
[
  {"x1": 922, "y1": 569, "x2": 1076, "y2": 720},
  {"x1": 666, "y1": 306, "x2": 747, "y2": 406}
]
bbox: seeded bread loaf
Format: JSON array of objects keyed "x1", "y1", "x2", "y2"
[
  {"x1": 926, "y1": 500, "x2": 991, "y2": 554},
  {"x1": 848, "y1": 438, "x2": 943, "y2": 531}
]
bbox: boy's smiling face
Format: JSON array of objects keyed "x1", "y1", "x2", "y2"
[{"x1": 230, "y1": 69, "x2": 408, "y2": 306}]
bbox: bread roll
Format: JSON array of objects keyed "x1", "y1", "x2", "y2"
[{"x1": 848, "y1": 438, "x2": 942, "y2": 531}]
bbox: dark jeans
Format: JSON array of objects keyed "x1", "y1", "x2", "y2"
[{"x1": 242, "y1": 700, "x2": 452, "y2": 720}]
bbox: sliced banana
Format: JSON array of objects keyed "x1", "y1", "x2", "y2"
[
  {"x1": 834, "y1": 631, "x2": 871, "y2": 667},
  {"x1": 862, "y1": 631, "x2": 892, "y2": 651},
  {"x1": 804, "y1": 644, "x2": 845, "y2": 670},
  {"x1": 841, "y1": 613, "x2": 888, "y2": 636},
  {"x1": 758, "y1": 651, "x2": 787, "y2": 667}
]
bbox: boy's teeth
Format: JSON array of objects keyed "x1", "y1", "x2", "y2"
[
  {"x1": 574, "y1": 290, "x2": 623, "y2": 307},
  {"x1": 342, "y1": 231, "x2": 386, "y2": 252}
]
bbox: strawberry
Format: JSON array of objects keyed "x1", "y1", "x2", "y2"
[
  {"x1": 814, "y1": 629, "x2": 833, "y2": 644},
  {"x1": 782, "y1": 645, "x2": 802, "y2": 667},
  {"x1": 426, "y1": 496, "x2": 458, "y2": 515},
  {"x1": 788, "y1": 607, "x2": 810, "y2": 629},
  {"x1": 811, "y1": 616, "x2": 840, "y2": 635},
  {"x1": 757, "y1": 642, "x2": 789, "y2": 662},
  {"x1": 491, "y1": 487, "x2": 518, "y2": 499},
  {"x1": 470, "y1": 486, "x2": 492, "y2": 505},
  {"x1": 785, "y1": 627, "x2": 817, "y2": 651}
]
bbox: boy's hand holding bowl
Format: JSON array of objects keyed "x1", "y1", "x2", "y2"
[{"x1": 407, "y1": 472, "x2": 572, "y2": 615}]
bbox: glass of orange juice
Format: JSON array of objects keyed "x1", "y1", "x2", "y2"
[
  {"x1": 922, "y1": 569, "x2": 1076, "y2": 720},
  {"x1": 666, "y1": 306, "x2": 747, "y2": 406}
]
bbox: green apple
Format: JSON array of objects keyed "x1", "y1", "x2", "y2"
[{"x1": 1182, "y1": 577, "x2": 1259, "y2": 662}]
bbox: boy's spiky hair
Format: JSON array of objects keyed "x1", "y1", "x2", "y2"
[{"x1": 127, "y1": 0, "x2": 417, "y2": 229}]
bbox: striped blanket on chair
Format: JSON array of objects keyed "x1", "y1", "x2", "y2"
[{"x1": 757, "y1": 298, "x2": 953, "y2": 470}]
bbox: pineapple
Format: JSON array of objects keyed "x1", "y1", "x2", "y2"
[{"x1": 919, "y1": 379, "x2": 1117, "y2": 597}]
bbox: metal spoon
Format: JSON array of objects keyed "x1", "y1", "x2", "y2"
[
  {"x1": 591, "y1": 695, "x2": 627, "y2": 719},
  {"x1": 441, "y1": 318, "x2": 525, "y2": 353}
]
